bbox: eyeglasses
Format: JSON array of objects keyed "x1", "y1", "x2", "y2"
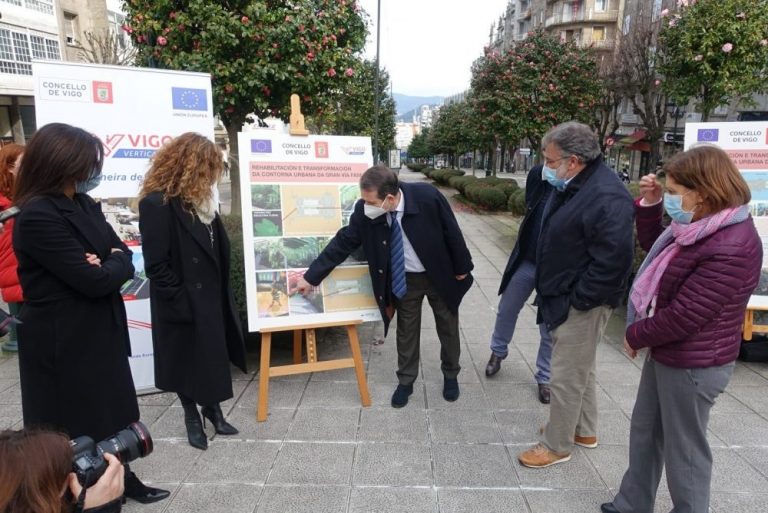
[{"x1": 543, "y1": 155, "x2": 571, "y2": 167}]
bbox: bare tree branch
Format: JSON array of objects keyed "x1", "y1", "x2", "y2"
[{"x1": 77, "y1": 30, "x2": 137, "y2": 66}]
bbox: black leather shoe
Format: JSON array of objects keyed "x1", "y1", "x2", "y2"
[
  {"x1": 600, "y1": 502, "x2": 620, "y2": 513},
  {"x1": 443, "y1": 377, "x2": 460, "y2": 402},
  {"x1": 201, "y1": 404, "x2": 239, "y2": 435},
  {"x1": 123, "y1": 468, "x2": 170, "y2": 504},
  {"x1": 538, "y1": 384, "x2": 551, "y2": 404},
  {"x1": 391, "y1": 384, "x2": 413, "y2": 408},
  {"x1": 485, "y1": 353, "x2": 505, "y2": 377}
]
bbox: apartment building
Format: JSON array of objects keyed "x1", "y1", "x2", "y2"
[{"x1": 0, "y1": 0, "x2": 126, "y2": 144}]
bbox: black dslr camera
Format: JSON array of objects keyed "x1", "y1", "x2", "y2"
[{"x1": 71, "y1": 421, "x2": 153, "y2": 488}]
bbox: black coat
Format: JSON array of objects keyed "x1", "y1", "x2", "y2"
[
  {"x1": 535, "y1": 156, "x2": 635, "y2": 331},
  {"x1": 304, "y1": 181, "x2": 474, "y2": 333},
  {"x1": 498, "y1": 166, "x2": 552, "y2": 294},
  {"x1": 138, "y1": 192, "x2": 246, "y2": 405},
  {"x1": 13, "y1": 194, "x2": 138, "y2": 441}
]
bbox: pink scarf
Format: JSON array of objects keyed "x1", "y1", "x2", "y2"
[{"x1": 629, "y1": 205, "x2": 749, "y2": 321}]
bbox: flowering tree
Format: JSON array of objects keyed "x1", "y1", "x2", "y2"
[
  {"x1": 659, "y1": 0, "x2": 768, "y2": 121},
  {"x1": 121, "y1": 0, "x2": 367, "y2": 211},
  {"x1": 309, "y1": 60, "x2": 396, "y2": 162},
  {"x1": 470, "y1": 31, "x2": 600, "y2": 165}
]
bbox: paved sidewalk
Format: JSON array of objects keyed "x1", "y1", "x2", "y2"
[{"x1": 2, "y1": 167, "x2": 768, "y2": 512}]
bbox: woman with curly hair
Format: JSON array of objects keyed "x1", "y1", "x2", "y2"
[
  {"x1": 139, "y1": 132, "x2": 246, "y2": 450},
  {"x1": 0, "y1": 143, "x2": 24, "y2": 353}
]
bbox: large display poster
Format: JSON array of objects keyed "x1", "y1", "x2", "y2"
[
  {"x1": 33, "y1": 61, "x2": 214, "y2": 391},
  {"x1": 684, "y1": 122, "x2": 768, "y2": 300},
  {"x1": 238, "y1": 132, "x2": 381, "y2": 331}
]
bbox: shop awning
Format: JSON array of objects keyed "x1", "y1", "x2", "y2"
[{"x1": 618, "y1": 130, "x2": 651, "y2": 152}]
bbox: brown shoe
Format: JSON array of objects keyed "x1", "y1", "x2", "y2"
[
  {"x1": 574, "y1": 434, "x2": 598, "y2": 448},
  {"x1": 518, "y1": 443, "x2": 571, "y2": 468}
]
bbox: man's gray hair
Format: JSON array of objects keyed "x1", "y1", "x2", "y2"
[{"x1": 541, "y1": 121, "x2": 601, "y2": 163}]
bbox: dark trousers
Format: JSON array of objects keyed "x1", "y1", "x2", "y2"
[{"x1": 394, "y1": 273, "x2": 461, "y2": 385}]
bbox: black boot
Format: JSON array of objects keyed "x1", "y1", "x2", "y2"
[
  {"x1": 179, "y1": 394, "x2": 208, "y2": 450},
  {"x1": 201, "y1": 403, "x2": 239, "y2": 435},
  {"x1": 123, "y1": 466, "x2": 170, "y2": 504}
]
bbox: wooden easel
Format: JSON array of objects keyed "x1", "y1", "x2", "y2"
[
  {"x1": 257, "y1": 320, "x2": 371, "y2": 422},
  {"x1": 256, "y1": 94, "x2": 371, "y2": 421},
  {"x1": 743, "y1": 296, "x2": 768, "y2": 341}
]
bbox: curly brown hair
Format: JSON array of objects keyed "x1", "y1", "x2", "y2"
[
  {"x1": 0, "y1": 143, "x2": 24, "y2": 199},
  {"x1": 140, "y1": 132, "x2": 222, "y2": 206}
]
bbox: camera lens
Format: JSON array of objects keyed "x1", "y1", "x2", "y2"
[{"x1": 96, "y1": 421, "x2": 153, "y2": 463}]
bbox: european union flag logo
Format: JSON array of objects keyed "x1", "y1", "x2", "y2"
[
  {"x1": 172, "y1": 87, "x2": 207, "y2": 111},
  {"x1": 251, "y1": 139, "x2": 272, "y2": 153},
  {"x1": 697, "y1": 128, "x2": 719, "y2": 142}
]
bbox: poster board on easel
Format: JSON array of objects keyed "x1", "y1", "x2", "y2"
[{"x1": 237, "y1": 108, "x2": 380, "y2": 333}]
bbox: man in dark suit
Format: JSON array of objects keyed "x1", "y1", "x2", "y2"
[{"x1": 296, "y1": 165, "x2": 474, "y2": 407}]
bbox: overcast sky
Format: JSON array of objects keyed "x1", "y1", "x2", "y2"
[{"x1": 357, "y1": 0, "x2": 510, "y2": 98}]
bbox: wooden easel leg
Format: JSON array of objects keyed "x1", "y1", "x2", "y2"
[
  {"x1": 257, "y1": 333, "x2": 272, "y2": 422},
  {"x1": 744, "y1": 310, "x2": 754, "y2": 342},
  {"x1": 346, "y1": 325, "x2": 371, "y2": 407},
  {"x1": 293, "y1": 330, "x2": 303, "y2": 364},
  {"x1": 305, "y1": 329, "x2": 317, "y2": 363}
]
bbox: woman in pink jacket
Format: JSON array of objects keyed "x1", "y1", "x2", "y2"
[
  {"x1": 602, "y1": 145, "x2": 762, "y2": 513},
  {"x1": 0, "y1": 144, "x2": 23, "y2": 353}
]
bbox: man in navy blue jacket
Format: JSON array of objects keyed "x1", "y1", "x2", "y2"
[
  {"x1": 517, "y1": 122, "x2": 634, "y2": 469},
  {"x1": 297, "y1": 166, "x2": 474, "y2": 408}
]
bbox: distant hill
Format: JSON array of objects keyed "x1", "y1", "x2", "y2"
[{"x1": 393, "y1": 93, "x2": 443, "y2": 117}]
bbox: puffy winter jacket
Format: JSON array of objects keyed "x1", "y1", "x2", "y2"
[
  {"x1": 626, "y1": 199, "x2": 762, "y2": 368},
  {"x1": 0, "y1": 195, "x2": 22, "y2": 303}
]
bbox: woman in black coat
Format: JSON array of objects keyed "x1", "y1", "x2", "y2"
[
  {"x1": 138, "y1": 132, "x2": 247, "y2": 450},
  {"x1": 12, "y1": 123, "x2": 168, "y2": 504}
]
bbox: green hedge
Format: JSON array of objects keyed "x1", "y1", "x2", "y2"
[
  {"x1": 448, "y1": 175, "x2": 478, "y2": 195},
  {"x1": 422, "y1": 167, "x2": 436, "y2": 178},
  {"x1": 507, "y1": 189, "x2": 526, "y2": 215},
  {"x1": 473, "y1": 187, "x2": 507, "y2": 210},
  {"x1": 429, "y1": 169, "x2": 464, "y2": 185},
  {"x1": 493, "y1": 181, "x2": 519, "y2": 198},
  {"x1": 406, "y1": 163, "x2": 426, "y2": 172},
  {"x1": 220, "y1": 214, "x2": 247, "y2": 324}
]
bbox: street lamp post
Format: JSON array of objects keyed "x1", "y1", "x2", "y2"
[{"x1": 372, "y1": 0, "x2": 381, "y2": 165}]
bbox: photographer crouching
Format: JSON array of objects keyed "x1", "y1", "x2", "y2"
[{"x1": 0, "y1": 429, "x2": 123, "y2": 512}]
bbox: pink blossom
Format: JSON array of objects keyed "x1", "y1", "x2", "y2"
[
  {"x1": 327, "y1": 68, "x2": 337, "y2": 77},
  {"x1": 669, "y1": 18, "x2": 677, "y2": 27},
  {"x1": 661, "y1": 8, "x2": 670, "y2": 17},
  {"x1": 761, "y1": 39, "x2": 768, "y2": 46},
  {"x1": 654, "y1": 79, "x2": 661, "y2": 86},
  {"x1": 169, "y1": 11, "x2": 177, "y2": 20},
  {"x1": 121, "y1": 24, "x2": 133, "y2": 34},
  {"x1": 694, "y1": 54, "x2": 703, "y2": 61},
  {"x1": 344, "y1": 68, "x2": 354, "y2": 77},
  {"x1": 736, "y1": 12, "x2": 746, "y2": 19},
  {"x1": 722, "y1": 42, "x2": 733, "y2": 53},
  {"x1": 156, "y1": 36, "x2": 167, "y2": 46},
  {"x1": 241, "y1": 16, "x2": 249, "y2": 24},
  {"x1": 677, "y1": 0, "x2": 688, "y2": 6}
]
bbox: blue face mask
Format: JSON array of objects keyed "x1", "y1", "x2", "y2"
[
  {"x1": 76, "y1": 172, "x2": 102, "y2": 194},
  {"x1": 663, "y1": 192, "x2": 694, "y2": 224},
  {"x1": 542, "y1": 165, "x2": 567, "y2": 191}
]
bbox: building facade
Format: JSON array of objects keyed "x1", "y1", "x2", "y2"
[{"x1": 0, "y1": 0, "x2": 126, "y2": 144}]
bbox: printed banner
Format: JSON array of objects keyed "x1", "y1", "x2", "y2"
[
  {"x1": 33, "y1": 61, "x2": 214, "y2": 391},
  {"x1": 684, "y1": 122, "x2": 768, "y2": 299},
  {"x1": 238, "y1": 132, "x2": 380, "y2": 331}
]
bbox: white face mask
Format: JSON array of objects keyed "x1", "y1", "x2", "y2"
[{"x1": 364, "y1": 197, "x2": 390, "y2": 219}]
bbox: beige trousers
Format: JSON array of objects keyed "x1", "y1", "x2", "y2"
[{"x1": 543, "y1": 305, "x2": 612, "y2": 454}]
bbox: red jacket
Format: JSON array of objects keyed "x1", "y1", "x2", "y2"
[
  {"x1": 0, "y1": 195, "x2": 22, "y2": 303},
  {"x1": 627, "y1": 199, "x2": 761, "y2": 368}
]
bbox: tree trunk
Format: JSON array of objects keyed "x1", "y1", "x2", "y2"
[
  {"x1": 499, "y1": 142, "x2": 506, "y2": 175},
  {"x1": 225, "y1": 121, "x2": 242, "y2": 216}
]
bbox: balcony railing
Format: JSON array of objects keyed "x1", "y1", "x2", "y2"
[
  {"x1": 583, "y1": 39, "x2": 615, "y2": 50},
  {"x1": 546, "y1": 9, "x2": 619, "y2": 28},
  {"x1": 518, "y1": 8, "x2": 532, "y2": 20}
]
